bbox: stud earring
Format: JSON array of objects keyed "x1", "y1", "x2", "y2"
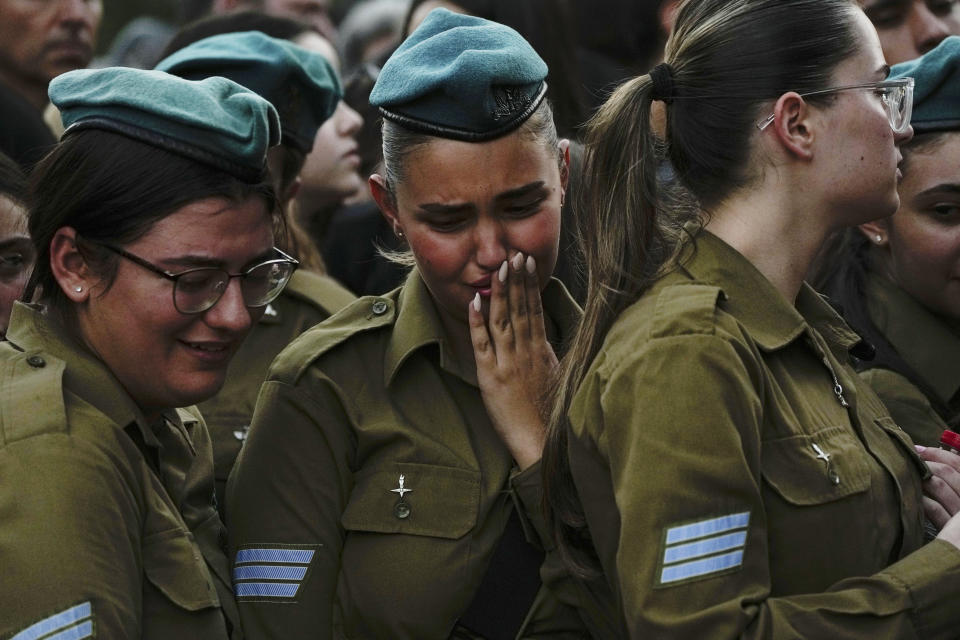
[
  {"x1": 74, "y1": 286, "x2": 83, "y2": 293},
  {"x1": 875, "y1": 234, "x2": 883, "y2": 243}
]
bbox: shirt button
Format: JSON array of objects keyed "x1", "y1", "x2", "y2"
[
  {"x1": 26, "y1": 355, "x2": 46, "y2": 368},
  {"x1": 394, "y1": 501, "x2": 411, "y2": 519},
  {"x1": 372, "y1": 300, "x2": 388, "y2": 315}
]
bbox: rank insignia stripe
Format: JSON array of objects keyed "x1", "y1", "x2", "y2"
[
  {"x1": 11, "y1": 602, "x2": 94, "y2": 640},
  {"x1": 233, "y1": 544, "x2": 320, "y2": 602},
  {"x1": 656, "y1": 511, "x2": 750, "y2": 587}
]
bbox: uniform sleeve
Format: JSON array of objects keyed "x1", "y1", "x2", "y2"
[
  {"x1": 225, "y1": 375, "x2": 355, "y2": 640},
  {"x1": 569, "y1": 333, "x2": 960, "y2": 640},
  {"x1": 859, "y1": 368, "x2": 948, "y2": 447},
  {"x1": 0, "y1": 433, "x2": 144, "y2": 638}
]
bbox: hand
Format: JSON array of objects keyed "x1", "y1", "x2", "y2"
[
  {"x1": 916, "y1": 446, "x2": 960, "y2": 530},
  {"x1": 468, "y1": 252, "x2": 558, "y2": 470}
]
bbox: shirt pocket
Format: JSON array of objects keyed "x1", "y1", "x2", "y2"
[
  {"x1": 340, "y1": 462, "x2": 481, "y2": 539},
  {"x1": 761, "y1": 425, "x2": 872, "y2": 504},
  {"x1": 873, "y1": 416, "x2": 930, "y2": 481},
  {"x1": 142, "y1": 527, "x2": 221, "y2": 611}
]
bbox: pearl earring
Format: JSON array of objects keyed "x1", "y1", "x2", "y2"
[
  {"x1": 875, "y1": 235, "x2": 883, "y2": 243},
  {"x1": 74, "y1": 286, "x2": 83, "y2": 293}
]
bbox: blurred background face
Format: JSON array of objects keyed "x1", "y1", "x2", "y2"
[
  {"x1": 262, "y1": 0, "x2": 335, "y2": 39},
  {"x1": 861, "y1": 0, "x2": 960, "y2": 63},
  {"x1": 0, "y1": 0, "x2": 102, "y2": 108},
  {"x1": 293, "y1": 31, "x2": 365, "y2": 214},
  {"x1": 880, "y1": 133, "x2": 960, "y2": 319},
  {"x1": 0, "y1": 195, "x2": 33, "y2": 335}
]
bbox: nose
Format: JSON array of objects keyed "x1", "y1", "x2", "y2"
[
  {"x1": 473, "y1": 216, "x2": 508, "y2": 271},
  {"x1": 335, "y1": 100, "x2": 364, "y2": 136},
  {"x1": 202, "y1": 277, "x2": 254, "y2": 334},
  {"x1": 894, "y1": 122, "x2": 914, "y2": 146},
  {"x1": 911, "y1": 2, "x2": 953, "y2": 55}
]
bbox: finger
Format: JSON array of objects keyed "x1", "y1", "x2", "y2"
[
  {"x1": 509, "y1": 252, "x2": 530, "y2": 343},
  {"x1": 916, "y1": 445, "x2": 960, "y2": 473},
  {"x1": 525, "y1": 254, "x2": 549, "y2": 345},
  {"x1": 468, "y1": 292, "x2": 496, "y2": 368},
  {"x1": 923, "y1": 461, "x2": 960, "y2": 515},
  {"x1": 487, "y1": 260, "x2": 513, "y2": 350},
  {"x1": 924, "y1": 495, "x2": 952, "y2": 530}
]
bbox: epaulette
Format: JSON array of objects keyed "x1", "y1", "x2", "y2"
[
  {"x1": 650, "y1": 282, "x2": 725, "y2": 339},
  {"x1": 282, "y1": 270, "x2": 356, "y2": 316},
  {"x1": 268, "y1": 294, "x2": 398, "y2": 384},
  {"x1": 0, "y1": 348, "x2": 68, "y2": 446}
]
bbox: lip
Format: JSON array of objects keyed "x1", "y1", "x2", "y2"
[
  {"x1": 179, "y1": 339, "x2": 235, "y2": 365},
  {"x1": 468, "y1": 275, "x2": 493, "y2": 297},
  {"x1": 45, "y1": 40, "x2": 92, "y2": 60},
  {"x1": 342, "y1": 149, "x2": 361, "y2": 168}
]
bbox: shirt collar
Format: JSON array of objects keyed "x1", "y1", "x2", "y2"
[
  {"x1": 384, "y1": 268, "x2": 581, "y2": 387},
  {"x1": 680, "y1": 226, "x2": 860, "y2": 352},
  {"x1": 6, "y1": 302, "x2": 163, "y2": 449},
  {"x1": 865, "y1": 273, "x2": 960, "y2": 404}
]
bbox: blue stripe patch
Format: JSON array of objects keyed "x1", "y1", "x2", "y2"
[
  {"x1": 665, "y1": 512, "x2": 750, "y2": 545},
  {"x1": 235, "y1": 548, "x2": 315, "y2": 564},
  {"x1": 46, "y1": 621, "x2": 94, "y2": 640},
  {"x1": 234, "y1": 564, "x2": 308, "y2": 581},
  {"x1": 660, "y1": 549, "x2": 744, "y2": 584},
  {"x1": 12, "y1": 602, "x2": 92, "y2": 640},
  {"x1": 663, "y1": 531, "x2": 747, "y2": 565},
  {"x1": 235, "y1": 582, "x2": 300, "y2": 598}
]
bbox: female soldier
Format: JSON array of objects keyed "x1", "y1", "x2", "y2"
[
  {"x1": 227, "y1": 10, "x2": 610, "y2": 639},
  {"x1": 0, "y1": 68, "x2": 296, "y2": 638},
  {"x1": 544, "y1": 0, "x2": 960, "y2": 637},
  {"x1": 817, "y1": 36, "x2": 960, "y2": 445}
]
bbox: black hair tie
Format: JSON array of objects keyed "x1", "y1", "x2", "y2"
[{"x1": 649, "y1": 62, "x2": 675, "y2": 104}]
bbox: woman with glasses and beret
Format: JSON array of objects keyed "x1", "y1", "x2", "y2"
[
  {"x1": 227, "y1": 9, "x2": 613, "y2": 639},
  {"x1": 0, "y1": 67, "x2": 296, "y2": 638},
  {"x1": 543, "y1": 0, "x2": 960, "y2": 637},
  {"x1": 816, "y1": 36, "x2": 960, "y2": 448}
]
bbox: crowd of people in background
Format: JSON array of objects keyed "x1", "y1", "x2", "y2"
[{"x1": 1, "y1": 0, "x2": 960, "y2": 638}]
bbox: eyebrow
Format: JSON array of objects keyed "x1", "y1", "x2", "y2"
[
  {"x1": 416, "y1": 181, "x2": 548, "y2": 214},
  {"x1": 0, "y1": 236, "x2": 33, "y2": 252},
  {"x1": 878, "y1": 64, "x2": 891, "y2": 79},
  {"x1": 912, "y1": 183, "x2": 960, "y2": 199},
  {"x1": 864, "y1": 0, "x2": 910, "y2": 14},
  {"x1": 161, "y1": 247, "x2": 277, "y2": 270}
]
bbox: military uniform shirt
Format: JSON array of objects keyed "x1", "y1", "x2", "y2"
[
  {"x1": 0, "y1": 303, "x2": 239, "y2": 639},
  {"x1": 199, "y1": 269, "x2": 355, "y2": 514},
  {"x1": 566, "y1": 229, "x2": 960, "y2": 638},
  {"x1": 860, "y1": 272, "x2": 960, "y2": 443},
  {"x1": 226, "y1": 270, "x2": 600, "y2": 639}
]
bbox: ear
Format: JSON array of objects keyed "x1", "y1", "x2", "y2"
[
  {"x1": 659, "y1": 0, "x2": 680, "y2": 36},
  {"x1": 770, "y1": 92, "x2": 814, "y2": 160},
  {"x1": 369, "y1": 174, "x2": 402, "y2": 236},
  {"x1": 283, "y1": 175, "x2": 302, "y2": 205},
  {"x1": 558, "y1": 139, "x2": 571, "y2": 194},
  {"x1": 858, "y1": 219, "x2": 890, "y2": 246},
  {"x1": 49, "y1": 227, "x2": 94, "y2": 302}
]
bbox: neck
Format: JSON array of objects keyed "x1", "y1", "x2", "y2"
[
  {"x1": 704, "y1": 182, "x2": 832, "y2": 303},
  {"x1": 437, "y1": 306, "x2": 477, "y2": 375}
]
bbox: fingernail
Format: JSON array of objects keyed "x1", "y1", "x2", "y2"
[
  {"x1": 473, "y1": 292, "x2": 481, "y2": 312},
  {"x1": 915, "y1": 445, "x2": 926, "y2": 452},
  {"x1": 498, "y1": 261, "x2": 508, "y2": 283},
  {"x1": 526, "y1": 255, "x2": 536, "y2": 274},
  {"x1": 512, "y1": 253, "x2": 524, "y2": 271}
]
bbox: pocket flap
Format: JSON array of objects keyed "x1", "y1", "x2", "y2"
[
  {"x1": 341, "y1": 463, "x2": 480, "y2": 539},
  {"x1": 762, "y1": 426, "x2": 871, "y2": 505},
  {"x1": 143, "y1": 528, "x2": 220, "y2": 611}
]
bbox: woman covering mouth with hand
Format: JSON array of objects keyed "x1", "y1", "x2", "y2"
[
  {"x1": 0, "y1": 67, "x2": 294, "y2": 638},
  {"x1": 226, "y1": 9, "x2": 613, "y2": 639}
]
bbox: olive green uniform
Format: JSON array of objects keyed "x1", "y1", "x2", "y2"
[
  {"x1": 199, "y1": 269, "x2": 354, "y2": 513},
  {"x1": 227, "y1": 270, "x2": 607, "y2": 639},
  {"x1": 566, "y1": 230, "x2": 960, "y2": 638},
  {"x1": 0, "y1": 303, "x2": 240, "y2": 639},
  {"x1": 859, "y1": 272, "x2": 960, "y2": 444}
]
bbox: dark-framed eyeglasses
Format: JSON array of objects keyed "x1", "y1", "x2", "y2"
[
  {"x1": 756, "y1": 77, "x2": 914, "y2": 134},
  {"x1": 98, "y1": 243, "x2": 298, "y2": 314}
]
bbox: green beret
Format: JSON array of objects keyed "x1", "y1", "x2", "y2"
[
  {"x1": 49, "y1": 67, "x2": 280, "y2": 183},
  {"x1": 890, "y1": 36, "x2": 960, "y2": 134},
  {"x1": 370, "y1": 8, "x2": 548, "y2": 142},
  {"x1": 155, "y1": 31, "x2": 341, "y2": 153}
]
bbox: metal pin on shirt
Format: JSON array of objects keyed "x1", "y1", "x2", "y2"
[
  {"x1": 812, "y1": 443, "x2": 841, "y2": 485},
  {"x1": 391, "y1": 474, "x2": 412, "y2": 519}
]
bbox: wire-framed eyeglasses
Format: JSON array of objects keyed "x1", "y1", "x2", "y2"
[
  {"x1": 98, "y1": 243, "x2": 299, "y2": 314},
  {"x1": 756, "y1": 77, "x2": 914, "y2": 134}
]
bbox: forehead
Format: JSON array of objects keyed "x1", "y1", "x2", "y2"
[
  {"x1": 396, "y1": 132, "x2": 557, "y2": 202},
  {"x1": 0, "y1": 196, "x2": 27, "y2": 236},
  {"x1": 901, "y1": 132, "x2": 960, "y2": 188},
  {"x1": 834, "y1": 9, "x2": 888, "y2": 78}
]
